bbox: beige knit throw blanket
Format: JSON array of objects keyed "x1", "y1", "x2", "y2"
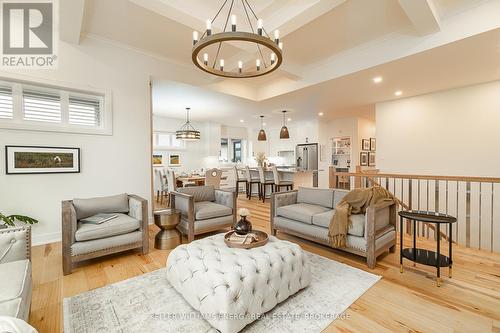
[{"x1": 328, "y1": 186, "x2": 394, "y2": 248}]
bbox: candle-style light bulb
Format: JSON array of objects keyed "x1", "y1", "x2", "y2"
[
  {"x1": 203, "y1": 53, "x2": 208, "y2": 65},
  {"x1": 231, "y1": 15, "x2": 237, "y2": 31},
  {"x1": 257, "y1": 18, "x2": 263, "y2": 35},
  {"x1": 274, "y1": 29, "x2": 280, "y2": 43},
  {"x1": 220, "y1": 59, "x2": 224, "y2": 71},
  {"x1": 278, "y1": 42, "x2": 283, "y2": 50},
  {"x1": 270, "y1": 53, "x2": 276, "y2": 65},
  {"x1": 192, "y1": 31, "x2": 199, "y2": 45},
  {"x1": 256, "y1": 59, "x2": 261, "y2": 71},
  {"x1": 206, "y1": 19, "x2": 212, "y2": 36},
  {"x1": 238, "y1": 60, "x2": 243, "y2": 73}
]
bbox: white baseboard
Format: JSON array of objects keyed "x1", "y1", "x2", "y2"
[{"x1": 32, "y1": 232, "x2": 61, "y2": 246}]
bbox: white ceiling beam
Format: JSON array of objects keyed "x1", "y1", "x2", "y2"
[
  {"x1": 60, "y1": 0, "x2": 85, "y2": 44},
  {"x1": 398, "y1": 0, "x2": 441, "y2": 35}
]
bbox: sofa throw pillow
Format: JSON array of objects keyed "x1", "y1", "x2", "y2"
[
  {"x1": 73, "y1": 193, "x2": 129, "y2": 220},
  {"x1": 178, "y1": 185, "x2": 216, "y2": 202},
  {"x1": 297, "y1": 187, "x2": 335, "y2": 208}
]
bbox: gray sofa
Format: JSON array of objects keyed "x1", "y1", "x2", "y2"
[
  {"x1": 271, "y1": 187, "x2": 396, "y2": 268},
  {"x1": 62, "y1": 193, "x2": 148, "y2": 275},
  {"x1": 171, "y1": 185, "x2": 236, "y2": 242},
  {"x1": 0, "y1": 226, "x2": 32, "y2": 321}
]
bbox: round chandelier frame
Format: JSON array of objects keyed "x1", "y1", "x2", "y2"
[{"x1": 191, "y1": 0, "x2": 284, "y2": 79}]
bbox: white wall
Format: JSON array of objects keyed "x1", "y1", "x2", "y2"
[
  {"x1": 0, "y1": 37, "x2": 208, "y2": 244},
  {"x1": 376, "y1": 80, "x2": 500, "y2": 177}
]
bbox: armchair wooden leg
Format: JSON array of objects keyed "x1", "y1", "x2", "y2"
[
  {"x1": 188, "y1": 232, "x2": 194, "y2": 243},
  {"x1": 63, "y1": 259, "x2": 72, "y2": 276},
  {"x1": 367, "y1": 254, "x2": 376, "y2": 269},
  {"x1": 272, "y1": 228, "x2": 277, "y2": 236}
]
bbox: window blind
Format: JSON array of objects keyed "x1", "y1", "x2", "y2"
[
  {"x1": 23, "y1": 89, "x2": 61, "y2": 123},
  {"x1": 0, "y1": 86, "x2": 13, "y2": 119},
  {"x1": 69, "y1": 96, "x2": 101, "y2": 126}
]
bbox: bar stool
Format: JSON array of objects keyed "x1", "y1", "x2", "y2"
[
  {"x1": 272, "y1": 166, "x2": 293, "y2": 192},
  {"x1": 245, "y1": 166, "x2": 260, "y2": 199},
  {"x1": 234, "y1": 166, "x2": 247, "y2": 197},
  {"x1": 258, "y1": 166, "x2": 274, "y2": 203}
]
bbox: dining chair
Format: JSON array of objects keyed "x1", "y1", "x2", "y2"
[
  {"x1": 272, "y1": 166, "x2": 293, "y2": 192},
  {"x1": 205, "y1": 168, "x2": 222, "y2": 189},
  {"x1": 234, "y1": 166, "x2": 247, "y2": 197},
  {"x1": 154, "y1": 168, "x2": 168, "y2": 204},
  {"x1": 258, "y1": 166, "x2": 274, "y2": 203},
  {"x1": 245, "y1": 166, "x2": 260, "y2": 199},
  {"x1": 166, "y1": 169, "x2": 177, "y2": 204}
]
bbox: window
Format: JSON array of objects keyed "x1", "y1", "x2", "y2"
[
  {"x1": 232, "y1": 140, "x2": 242, "y2": 163},
  {"x1": 0, "y1": 86, "x2": 13, "y2": 119},
  {"x1": 23, "y1": 89, "x2": 61, "y2": 123},
  {"x1": 153, "y1": 132, "x2": 186, "y2": 150},
  {"x1": 0, "y1": 78, "x2": 110, "y2": 135}
]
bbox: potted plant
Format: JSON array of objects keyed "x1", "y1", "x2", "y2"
[{"x1": 0, "y1": 212, "x2": 38, "y2": 229}]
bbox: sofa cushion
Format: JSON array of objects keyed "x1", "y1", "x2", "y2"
[
  {"x1": 0, "y1": 259, "x2": 31, "y2": 319},
  {"x1": 311, "y1": 211, "x2": 365, "y2": 237},
  {"x1": 277, "y1": 203, "x2": 330, "y2": 224},
  {"x1": 71, "y1": 231, "x2": 143, "y2": 256},
  {"x1": 297, "y1": 187, "x2": 335, "y2": 208},
  {"x1": 194, "y1": 201, "x2": 232, "y2": 220},
  {"x1": 75, "y1": 213, "x2": 140, "y2": 242},
  {"x1": 178, "y1": 186, "x2": 216, "y2": 202},
  {"x1": 333, "y1": 190, "x2": 349, "y2": 208},
  {"x1": 73, "y1": 193, "x2": 129, "y2": 220}
]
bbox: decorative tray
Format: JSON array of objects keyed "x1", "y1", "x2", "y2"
[{"x1": 224, "y1": 230, "x2": 269, "y2": 249}]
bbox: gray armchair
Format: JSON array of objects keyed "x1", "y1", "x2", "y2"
[
  {"x1": 62, "y1": 193, "x2": 148, "y2": 275},
  {"x1": 0, "y1": 226, "x2": 32, "y2": 321},
  {"x1": 170, "y1": 185, "x2": 236, "y2": 242}
]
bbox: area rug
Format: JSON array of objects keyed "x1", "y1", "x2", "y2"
[{"x1": 63, "y1": 252, "x2": 380, "y2": 332}]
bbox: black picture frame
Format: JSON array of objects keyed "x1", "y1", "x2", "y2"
[
  {"x1": 368, "y1": 152, "x2": 376, "y2": 166},
  {"x1": 370, "y1": 137, "x2": 376, "y2": 151},
  {"x1": 360, "y1": 152, "x2": 368, "y2": 166},
  {"x1": 5, "y1": 145, "x2": 81, "y2": 174},
  {"x1": 362, "y1": 139, "x2": 370, "y2": 151}
]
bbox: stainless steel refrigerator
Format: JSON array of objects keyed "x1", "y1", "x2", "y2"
[{"x1": 296, "y1": 143, "x2": 318, "y2": 171}]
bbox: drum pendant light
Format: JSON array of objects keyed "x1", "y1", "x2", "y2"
[
  {"x1": 258, "y1": 115, "x2": 267, "y2": 141},
  {"x1": 280, "y1": 110, "x2": 290, "y2": 139}
]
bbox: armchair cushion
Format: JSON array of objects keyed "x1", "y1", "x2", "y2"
[
  {"x1": 72, "y1": 193, "x2": 129, "y2": 220},
  {"x1": 277, "y1": 203, "x2": 330, "y2": 224},
  {"x1": 297, "y1": 187, "x2": 334, "y2": 208},
  {"x1": 194, "y1": 202, "x2": 232, "y2": 220},
  {"x1": 311, "y1": 211, "x2": 365, "y2": 237},
  {"x1": 75, "y1": 213, "x2": 140, "y2": 242},
  {"x1": 0, "y1": 259, "x2": 31, "y2": 319},
  {"x1": 178, "y1": 186, "x2": 215, "y2": 202}
]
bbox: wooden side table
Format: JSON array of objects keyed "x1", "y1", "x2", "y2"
[
  {"x1": 398, "y1": 210, "x2": 456, "y2": 287},
  {"x1": 154, "y1": 209, "x2": 181, "y2": 250}
]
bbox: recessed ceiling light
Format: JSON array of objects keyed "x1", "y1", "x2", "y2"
[
  {"x1": 373, "y1": 76, "x2": 383, "y2": 83},
  {"x1": 318, "y1": 112, "x2": 324, "y2": 116},
  {"x1": 287, "y1": 118, "x2": 292, "y2": 122},
  {"x1": 394, "y1": 90, "x2": 403, "y2": 96},
  {"x1": 240, "y1": 119, "x2": 244, "y2": 123}
]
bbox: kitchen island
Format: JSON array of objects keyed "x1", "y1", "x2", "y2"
[{"x1": 244, "y1": 167, "x2": 321, "y2": 188}]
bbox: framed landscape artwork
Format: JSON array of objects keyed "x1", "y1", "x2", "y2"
[
  {"x1": 370, "y1": 138, "x2": 376, "y2": 151},
  {"x1": 5, "y1": 146, "x2": 80, "y2": 174},
  {"x1": 361, "y1": 139, "x2": 370, "y2": 151},
  {"x1": 368, "y1": 152, "x2": 376, "y2": 166},
  {"x1": 360, "y1": 152, "x2": 368, "y2": 166},
  {"x1": 169, "y1": 154, "x2": 181, "y2": 166},
  {"x1": 152, "y1": 154, "x2": 163, "y2": 165}
]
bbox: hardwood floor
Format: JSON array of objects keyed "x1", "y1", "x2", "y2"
[{"x1": 30, "y1": 195, "x2": 500, "y2": 332}]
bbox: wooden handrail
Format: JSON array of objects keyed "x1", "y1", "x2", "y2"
[{"x1": 336, "y1": 171, "x2": 500, "y2": 183}]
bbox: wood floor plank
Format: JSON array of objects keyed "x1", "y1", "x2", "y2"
[{"x1": 27, "y1": 196, "x2": 500, "y2": 332}]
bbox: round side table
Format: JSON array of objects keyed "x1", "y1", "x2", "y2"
[{"x1": 154, "y1": 209, "x2": 181, "y2": 250}]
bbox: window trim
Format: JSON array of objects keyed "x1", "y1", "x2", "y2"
[
  {"x1": 0, "y1": 73, "x2": 112, "y2": 135},
  {"x1": 153, "y1": 131, "x2": 186, "y2": 150}
]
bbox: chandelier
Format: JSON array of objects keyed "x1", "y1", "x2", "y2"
[
  {"x1": 191, "y1": 0, "x2": 283, "y2": 78},
  {"x1": 176, "y1": 107, "x2": 200, "y2": 140}
]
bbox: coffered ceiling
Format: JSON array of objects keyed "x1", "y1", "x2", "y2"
[{"x1": 61, "y1": 0, "x2": 500, "y2": 126}]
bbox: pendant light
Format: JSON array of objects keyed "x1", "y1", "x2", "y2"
[
  {"x1": 257, "y1": 115, "x2": 267, "y2": 141},
  {"x1": 280, "y1": 110, "x2": 290, "y2": 139},
  {"x1": 176, "y1": 107, "x2": 200, "y2": 140}
]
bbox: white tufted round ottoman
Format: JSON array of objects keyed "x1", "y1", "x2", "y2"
[{"x1": 166, "y1": 233, "x2": 311, "y2": 333}]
